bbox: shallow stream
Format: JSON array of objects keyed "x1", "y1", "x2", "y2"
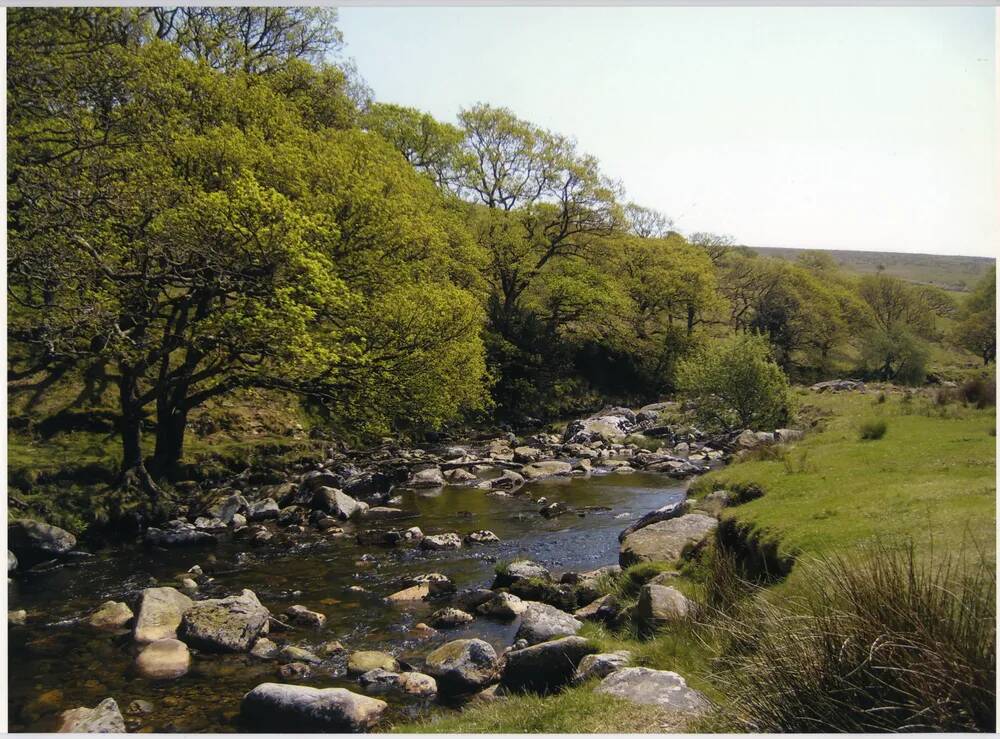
[{"x1": 8, "y1": 471, "x2": 685, "y2": 732}]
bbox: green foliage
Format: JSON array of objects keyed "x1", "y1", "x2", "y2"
[
  {"x1": 7, "y1": 9, "x2": 488, "y2": 479},
  {"x1": 676, "y1": 333, "x2": 791, "y2": 431},
  {"x1": 860, "y1": 324, "x2": 930, "y2": 384},
  {"x1": 859, "y1": 418, "x2": 888, "y2": 440},
  {"x1": 952, "y1": 266, "x2": 996, "y2": 366}
]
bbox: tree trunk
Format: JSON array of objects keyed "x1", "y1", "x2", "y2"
[
  {"x1": 151, "y1": 400, "x2": 188, "y2": 477},
  {"x1": 117, "y1": 372, "x2": 160, "y2": 503}
]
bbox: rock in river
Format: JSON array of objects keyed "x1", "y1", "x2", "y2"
[
  {"x1": 429, "y1": 607, "x2": 474, "y2": 628},
  {"x1": 285, "y1": 605, "x2": 326, "y2": 628},
  {"x1": 58, "y1": 697, "x2": 126, "y2": 733},
  {"x1": 8, "y1": 519, "x2": 76, "y2": 563},
  {"x1": 241, "y1": 683, "x2": 387, "y2": 732},
  {"x1": 500, "y1": 636, "x2": 597, "y2": 693},
  {"x1": 87, "y1": 601, "x2": 133, "y2": 632},
  {"x1": 595, "y1": 667, "x2": 710, "y2": 716},
  {"x1": 477, "y1": 592, "x2": 526, "y2": 619},
  {"x1": 145, "y1": 520, "x2": 216, "y2": 548},
  {"x1": 347, "y1": 650, "x2": 399, "y2": 676},
  {"x1": 423, "y1": 639, "x2": 500, "y2": 696},
  {"x1": 619, "y1": 513, "x2": 718, "y2": 568},
  {"x1": 359, "y1": 669, "x2": 437, "y2": 700},
  {"x1": 178, "y1": 589, "x2": 269, "y2": 653},
  {"x1": 617, "y1": 499, "x2": 689, "y2": 542},
  {"x1": 133, "y1": 587, "x2": 194, "y2": 644},
  {"x1": 520, "y1": 460, "x2": 573, "y2": 480},
  {"x1": 313, "y1": 488, "x2": 368, "y2": 520},
  {"x1": 514, "y1": 602, "x2": 582, "y2": 645},
  {"x1": 136, "y1": 638, "x2": 191, "y2": 680},
  {"x1": 492, "y1": 559, "x2": 551, "y2": 587},
  {"x1": 407, "y1": 466, "x2": 446, "y2": 488},
  {"x1": 420, "y1": 533, "x2": 462, "y2": 550}
]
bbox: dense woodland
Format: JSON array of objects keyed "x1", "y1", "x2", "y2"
[{"x1": 8, "y1": 7, "x2": 996, "y2": 500}]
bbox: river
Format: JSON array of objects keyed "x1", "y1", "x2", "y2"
[{"x1": 8, "y1": 471, "x2": 686, "y2": 732}]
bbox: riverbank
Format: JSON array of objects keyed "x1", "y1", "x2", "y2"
[
  {"x1": 396, "y1": 387, "x2": 996, "y2": 733},
  {"x1": 7, "y1": 386, "x2": 995, "y2": 733}
]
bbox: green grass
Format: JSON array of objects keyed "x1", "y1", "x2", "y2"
[
  {"x1": 392, "y1": 684, "x2": 688, "y2": 733},
  {"x1": 691, "y1": 389, "x2": 996, "y2": 575}
]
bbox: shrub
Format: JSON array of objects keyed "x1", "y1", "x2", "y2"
[
  {"x1": 960, "y1": 376, "x2": 996, "y2": 409},
  {"x1": 709, "y1": 546, "x2": 996, "y2": 732},
  {"x1": 859, "y1": 418, "x2": 888, "y2": 440},
  {"x1": 676, "y1": 333, "x2": 791, "y2": 432}
]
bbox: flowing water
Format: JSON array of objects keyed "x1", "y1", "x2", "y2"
[{"x1": 8, "y1": 471, "x2": 686, "y2": 732}]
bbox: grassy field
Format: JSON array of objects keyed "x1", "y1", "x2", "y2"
[
  {"x1": 397, "y1": 385, "x2": 996, "y2": 733},
  {"x1": 751, "y1": 246, "x2": 994, "y2": 292},
  {"x1": 691, "y1": 388, "x2": 996, "y2": 573}
]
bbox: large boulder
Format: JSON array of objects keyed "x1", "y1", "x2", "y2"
[
  {"x1": 313, "y1": 488, "x2": 368, "y2": 520},
  {"x1": 133, "y1": 587, "x2": 194, "y2": 644},
  {"x1": 87, "y1": 601, "x2": 134, "y2": 632},
  {"x1": 177, "y1": 589, "x2": 269, "y2": 653},
  {"x1": 520, "y1": 460, "x2": 573, "y2": 480},
  {"x1": 636, "y1": 584, "x2": 692, "y2": 634},
  {"x1": 58, "y1": 697, "x2": 126, "y2": 733},
  {"x1": 423, "y1": 639, "x2": 500, "y2": 695},
  {"x1": 135, "y1": 638, "x2": 191, "y2": 680},
  {"x1": 617, "y1": 499, "x2": 689, "y2": 542},
  {"x1": 8, "y1": 519, "x2": 76, "y2": 563},
  {"x1": 619, "y1": 514, "x2": 718, "y2": 568},
  {"x1": 595, "y1": 667, "x2": 710, "y2": 715},
  {"x1": 241, "y1": 683, "x2": 387, "y2": 732},
  {"x1": 500, "y1": 636, "x2": 597, "y2": 693},
  {"x1": 515, "y1": 602, "x2": 582, "y2": 645},
  {"x1": 563, "y1": 414, "x2": 634, "y2": 445},
  {"x1": 8, "y1": 549, "x2": 17, "y2": 572}
]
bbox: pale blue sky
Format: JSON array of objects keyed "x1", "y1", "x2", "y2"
[{"x1": 339, "y1": 6, "x2": 996, "y2": 257}]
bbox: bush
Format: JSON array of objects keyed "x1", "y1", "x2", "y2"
[
  {"x1": 710, "y1": 546, "x2": 996, "y2": 732},
  {"x1": 859, "y1": 418, "x2": 888, "y2": 440},
  {"x1": 960, "y1": 376, "x2": 996, "y2": 409},
  {"x1": 676, "y1": 333, "x2": 791, "y2": 432}
]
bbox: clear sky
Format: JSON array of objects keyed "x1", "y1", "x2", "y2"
[{"x1": 338, "y1": 6, "x2": 996, "y2": 257}]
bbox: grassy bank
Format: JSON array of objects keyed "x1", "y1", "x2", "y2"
[{"x1": 396, "y1": 385, "x2": 996, "y2": 733}]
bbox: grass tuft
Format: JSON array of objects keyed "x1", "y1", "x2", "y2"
[
  {"x1": 708, "y1": 545, "x2": 996, "y2": 732},
  {"x1": 858, "y1": 417, "x2": 888, "y2": 440}
]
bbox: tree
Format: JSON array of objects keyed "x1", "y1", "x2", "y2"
[
  {"x1": 952, "y1": 266, "x2": 996, "y2": 366},
  {"x1": 146, "y1": 6, "x2": 342, "y2": 74},
  {"x1": 624, "y1": 203, "x2": 673, "y2": 239},
  {"x1": 860, "y1": 325, "x2": 929, "y2": 384},
  {"x1": 676, "y1": 333, "x2": 791, "y2": 432},
  {"x1": 453, "y1": 104, "x2": 622, "y2": 334},
  {"x1": 689, "y1": 232, "x2": 735, "y2": 266},
  {"x1": 8, "y1": 9, "x2": 487, "y2": 504},
  {"x1": 361, "y1": 103, "x2": 463, "y2": 189}
]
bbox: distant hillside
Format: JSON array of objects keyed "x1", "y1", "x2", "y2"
[{"x1": 749, "y1": 246, "x2": 994, "y2": 292}]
